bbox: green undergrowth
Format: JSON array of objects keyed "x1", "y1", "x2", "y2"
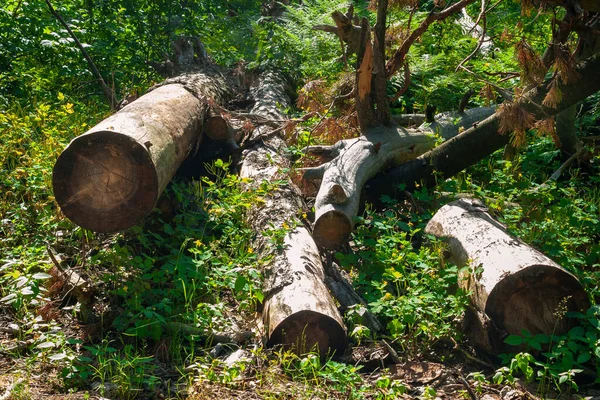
[
  {"x1": 191, "y1": 349, "x2": 407, "y2": 399},
  {"x1": 335, "y1": 194, "x2": 472, "y2": 358},
  {"x1": 2, "y1": 0, "x2": 600, "y2": 398}
]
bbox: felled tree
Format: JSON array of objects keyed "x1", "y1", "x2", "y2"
[{"x1": 306, "y1": 0, "x2": 600, "y2": 249}]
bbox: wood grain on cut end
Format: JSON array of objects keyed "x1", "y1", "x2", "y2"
[
  {"x1": 313, "y1": 210, "x2": 352, "y2": 249},
  {"x1": 487, "y1": 265, "x2": 589, "y2": 340},
  {"x1": 53, "y1": 131, "x2": 157, "y2": 232},
  {"x1": 267, "y1": 310, "x2": 348, "y2": 357}
]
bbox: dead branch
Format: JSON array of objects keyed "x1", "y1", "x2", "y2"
[
  {"x1": 45, "y1": 0, "x2": 115, "y2": 109},
  {"x1": 386, "y1": 0, "x2": 476, "y2": 78},
  {"x1": 389, "y1": 62, "x2": 412, "y2": 103},
  {"x1": 366, "y1": 51, "x2": 600, "y2": 205}
]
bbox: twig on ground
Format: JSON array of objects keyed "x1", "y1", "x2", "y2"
[
  {"x1": 0, "y1": 378, "x2": 24, "y2": 400},
  {"x1": 455, "y1": 370, "x2": 477, "y2": 400},
  {"x1": 170, "y1": 322, "x2": 254, "y2": 345}
]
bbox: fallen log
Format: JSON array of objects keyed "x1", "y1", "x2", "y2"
[
  {"x1": 303, "y1": 107, "x2": 495, "y2": 249},
  {"x1": 365, "y1": 51, "x2": 600, "y2": 206},
  {"x1": 425, "y1": 198, "x2": 589, "y2": 353},
  {"x1": 239, "y1": 69, "x2": 347, "y2": 356},
  {"x1": 52, "y1": 38, "x2": 233, "y2": 232}
]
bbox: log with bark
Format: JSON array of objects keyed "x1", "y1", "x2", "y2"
[
  {"x1": 306, "y1": 50, "x2": 600, "y2": 249},
  {"x1": 425, "y1": 198, "x2": 589, "y2": 353},
  {"x1": 239, "y1": 69, "x2": 347, "y2": 356},
  {"x1": 365, "y1": 51, "x2": 600, "y2": 206},
  {"x1": 302, "y1": 106, "x2": 495, "y2": 249},
  {"x1": 53, "y1": 38, "x2": 233, "y2": 232}
]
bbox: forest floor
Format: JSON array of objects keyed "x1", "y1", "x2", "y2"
[{"x1": 2, "y1": 248, "x2": 599, "y2": 400}]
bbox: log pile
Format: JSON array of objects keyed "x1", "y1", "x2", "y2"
[{"x1": 51, "y1": 28, "x2": 600, "y2": 361}]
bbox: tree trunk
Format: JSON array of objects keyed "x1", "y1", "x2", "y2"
[
  {"x1": 425, "y1": 198, "x2": 589, "y2": 353},
  {"x1": 365, "y1": 51, "x2": 600, "y2": 206},
  {"x1": 53, "y1": 41, "x2": 232, "y2": 233},
  {"x1": 303, "y1": 126, "x2": 435, "y2": 249},
  {"x1": 554, "y1": 21, "x2": 600, "y2": 158},
  {"x1": 555, "y1": 105, "x2": 579, "y2": 155},
  {"x1": 239, "y1": 70, "x2": 347, "y2": 356}
]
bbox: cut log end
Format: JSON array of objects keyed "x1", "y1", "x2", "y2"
[
  {"x1": 487, "y1": 265, "x2": 589, "y2": 341},
  {"x1": 426, "y1": 199, "x2": 590, "y2": 354},
  {"x1": 52, "y1": 131, "x2": 158, "y2": 232},
  {"x1": 313, "y1": 210, "x2": 352, "y2": 249},
  {"x1": 204, "y1": 114, "x2": 233, "y2": 141},
  {"x1": 266, "y1": 310, "x2": 348, "y2": 357}
]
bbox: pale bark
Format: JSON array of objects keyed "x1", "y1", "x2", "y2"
[
  {"x1": 239, "y1": 70, "x2": 347, "y2": 356},
  {"x1": 455, "y1": 8, "x2": 493, "y2": 55},
  {"x1": 304, "y1": 107, "x2": 495, "y2": 249},
  {"x1": 392, "y1": 114, "x2": 426, "y2": 127},
  {"x1": 53, "y1": 74, "x2": 231, "y2": 232},
  {"x1": 425, "y1": 198, "x2": 589, "y2": 353},
  {"x1": 53, "y1": 40, "x2": 232, "y2": 233},
  {"x1": 303, "y1": 125, "x2": 435, "y2": 249},
  {"x1": 365, "y1": 51, "x2": 600, "y2": 206}
]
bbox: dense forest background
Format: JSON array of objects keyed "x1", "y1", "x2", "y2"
[{"x1": 1, "y1": 0, "x2": 599, "y2": 399}]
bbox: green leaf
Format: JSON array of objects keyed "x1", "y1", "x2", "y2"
[
  {"x1": 163, "y1": 223, "x2": 174, "y2": 235},
  {"x1": 567, "y1": 340, "x2": 579, "y2": 353},
  {"x1": 529, "y1": 340, "x2": 542, "y2": 351},
  {"x1": 568, "y1": 326, "x2": 585, "y2": 338},
  {"x1": 521, "y1": 329, "x2": 532, "y2": 338},
  {"x1": 533, "y1": 333, "x2": 550, "y2": 344},
  {"x1": 234, "y1": 276, "x2": 247, "y2": 293},
  {"x1": 576, "y1": 352, "x2": 591, "y2": 364},
  {"x1": 504, "y1": 335, "x2": 523, "y2": 346}
]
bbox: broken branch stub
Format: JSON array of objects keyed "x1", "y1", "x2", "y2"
[
  {"x1": 425, "y1": 198, "x2": 589, "y2": 353},
  {"x1": 53, "y1": 42, "x2": 232, "y2": 232},
  {"x1": 305, "y1": 107, "x2": 496, "y2": 249}
]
